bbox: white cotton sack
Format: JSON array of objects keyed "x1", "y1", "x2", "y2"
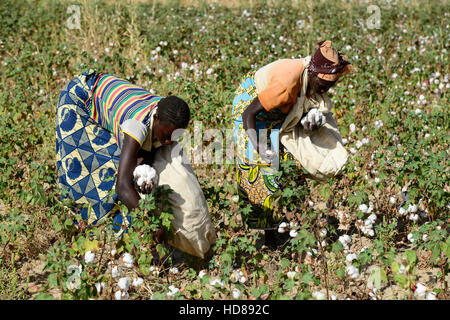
[{"x1": 133, "y1": 164, "x2": 157, "y2": 187}]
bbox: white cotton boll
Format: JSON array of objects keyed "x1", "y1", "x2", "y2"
[
  {"x1": 95, "y1": 282, "x2": 106, "y2": 294},
  {"x1": 364, "y1": 219, "x2": 373, "y2": 227},
  {"x1": 349, "y1": 123, "x2": 356, "y2": 133},
  {"x1": 350, "y1": 147, "x2": 357, "y2": 154},
  {"x1": 210, "y1": 279, "x2": 224, "y2": 288},
  {"x1": 230, "y1": 270, "x2": 241, "y2": 283},
  {"x1": 422, "y1": 234, "x2": 429, "y2": 241},
  {"x1": 342, "y1": 138, "x2": 348, "y2": 145},
  {"x1": 398, "y1": 207, "x2": 407, "y2": 216},
  {"x1": 132, "y1": 277, "x2": 144, "y2": 288},
  {"x1": 232, "y1": 288, "x2": 241, "y2": 299},
  {"x1": 111, "y1": 249, "x2": 117, "y2": 257},
  {"x1": 133, "y1": 165, "x2": 157, "y2": 186},
  {"x1": 367, "y1": 229, "x2": 375, "y2": 237},
  {"x1": 346, "y1": 253, "x2": 358, "y2": 262},
  {"x1": 239, "y1": 276, "x2": 247, "y2": 284},
  {"x1": 415, "y1": 283, "x2": 427, "y2": 298},
  {"x1": 319, "y1": 228, "x2": 327, "y2": 238},
  {"x1": 408, "y1": 204, "x2": 418, "y2": 213},
  {"x1": 346, "y1": 265, "x2": 360, "y2": 279},
  {"x1": 136, "y1": 177, "x2": 145, "y2": 187},
  {"x1": 359, "y1": 204, "x2": 368, "y2": 213},
  {"x1": 314, "y1": 110, "x2": 321, "y2": 124},
  {"x1": 426, "y1": 292, "x2": 437, "y2": 300},
  {"x1": 287, "y1": 271, "x2": 296, "y2": 280},
  {"x1": 410, "y1": 214, "x2": 419, "y2": 222},
  {"x1": 198, "y1": 270, "x2": 207, "y2": 279},
  {"x1": 169, "y1": 267, "x2": 179, "y2": 275},
  {"x1": 84, "y1": 251, "x2": 95, "y2": 264},
  {"x1": 389, "y1": 197, "x2": 397, "y2": 204},
  {"x1": 343, "y1": 234, "x2": 351, "y2": 243},
  {"x1": 167, "y1": 285, "x2": 179, "y2": 297},
  {"x1": 368, "y1": 214, "x2": 377, "y2": 224},
  {"x1": 374, "y1": 120, "x2": 384, "y2": 130},
  {"x1": 407, "y1": 233, "x2": 415, "y2": 243},
  {"x1": 149, "y1": 266, "x2": 160, "y2": 277},
  {"x1": 356, "y1": 140, "x2": 363, "y2": 149},
  {"x1": 300, "y1": 116, "x2": 308, "y2": 128},
  {"x1": 114, "y1": 290, "x2": 129, "y2": 300},
  {"x1": 278, "y1": 222, "x2": 289, "y2": 233},
  {"x1": 312, "y1": 291, "x2": 327, "y2": 300},
  {"x1": 289, "y1": 221, "x2": 298, "y2": 228},
  {"x1": 118, "y1": 277, "x2": 130, "y2": 292},
  {"x1": 122, "y1": 253, "x2": 134, "y2": 268},
  {"x1": 111, "y1": 265, "x2": 122, "y2": 278},
  {"x1": 289, "y1": 229, "x2": 298, "y2": 238}
]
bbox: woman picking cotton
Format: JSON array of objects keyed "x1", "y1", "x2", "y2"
[
  {"x1": 232, "y1": 40, "x2": 354, "y2": 242},
  {"x1": 56, "y1": 69, "x2": 216, "y2": 258}
]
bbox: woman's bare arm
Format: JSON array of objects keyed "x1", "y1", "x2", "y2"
[
  {"x1": 115, "y1": 134, "x2": 142, "y2": 212},
  {"x1": 242, "y1": 97, "x2": 274, "y2": 160}
]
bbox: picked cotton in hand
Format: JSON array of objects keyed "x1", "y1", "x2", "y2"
[
  {"x1": 301, "y1": 108, "x2": 326, "y2": 130},
  {"x1": 133, "y1": 164, "x2": 157, "y2": 188}
]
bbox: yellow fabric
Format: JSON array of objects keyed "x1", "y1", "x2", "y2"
[{"x1": 255, "y1": 58, "x2": 305, "y2": 113}]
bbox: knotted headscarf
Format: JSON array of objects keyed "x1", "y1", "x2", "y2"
[{"x1": 309, "y1": 40, "x2": 353, "y2": 82}]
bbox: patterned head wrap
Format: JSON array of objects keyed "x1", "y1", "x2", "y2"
[{"x1": 309, "y1": 40, "x2": 353, "y2": 82}]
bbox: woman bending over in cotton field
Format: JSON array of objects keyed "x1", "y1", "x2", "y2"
[
  {"x1": 232, "y1": 40, "x2": 354, "y2": 244},
  {"x1": 56, "y1": 69, "x2": 216, "y2": 258}
]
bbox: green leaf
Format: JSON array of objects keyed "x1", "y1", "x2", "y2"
[
  {"x1": 280, "y1": 258, "x2": 290, "y2": 269},
  {"x1": 201, "y1": 290, "x2": 211, "y2": 299},
  {"x1": 35, "y1": 293, "x2": 54, "y2": 300},
  {"x1": 393, "y1": 274, "x2": 407, "y2": 287},
  {"x1": 404, "y1": 250, "x2": 417, "y2": 267},
  {"x1": 332, "y1": 241, "x2": 344, "y2": 254},
  {"x1": 48, "y1": 273, "x2": 58, "y2": 288},
  {"x1": 391, "y1": 262, "x2": 400, "y2": 273},
  {"x1": 367, "y1": 267, "x2": 387, "y2": 289},
  {"x1": 336, "y1": 268, "x2": 345, "y2": 280},
  {"x1": 301, "y1": 272, "x2": 314, "y2": 285}
]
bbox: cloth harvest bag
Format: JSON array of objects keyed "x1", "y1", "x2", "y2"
[
  {"x1": 254, "y1": 56, "x2": 348, "y2": 180},
  {"x1": 148, "y1": 141, "x2": 217, "y2": 259}
]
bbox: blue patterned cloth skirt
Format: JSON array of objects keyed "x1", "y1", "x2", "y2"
[{"x1": 56, "y1": 69, "x2": 130, "y2": 235}]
